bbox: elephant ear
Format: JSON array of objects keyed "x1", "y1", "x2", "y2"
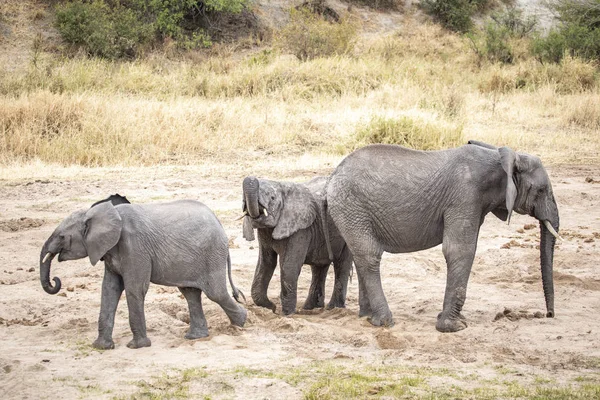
[
  {"x1": 272, "y1": 184, "x2": 318, "y2": 240},
  {"x1": 242, "y1": 215, "x2": 255, "y2": 241},
  {"x1": 498, "y1": 147, "x2": 522, "y2": 224},
  {"x1": 84, "y1": 202, "x2": 123, "y2": 266}
]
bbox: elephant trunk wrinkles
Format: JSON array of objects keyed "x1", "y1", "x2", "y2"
[
  {"x1": 540, "y1": 220, "x2": 557, "y2": 318},
  {"x1": 243, "y1": 177, "x2": 261, "y2": 218},
  {"x1": 40, "y1": 235, "x2": 62, "y2": 295}
]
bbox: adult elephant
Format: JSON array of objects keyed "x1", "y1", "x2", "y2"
[
  {"x1": 325, "y1": 141, "x2": 560, "y2": 332},
  {"x1": 241, "y1": 176, "x2": 352, "y2": 315},
  {"x1": 39, "y1": 200, "x2": 246, "y2": 349}
]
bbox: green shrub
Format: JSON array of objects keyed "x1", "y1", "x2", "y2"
[
  {"x1": 55, "y1": 0, "x2": 246, "y2": 58},
  {"x1": 352, "y1": 116, "x2": 464, "y2": 150},
  {"x1": 490, "y1": 6, "x2": 537, "y2": 38},
  {"x1": 468, "y1": 6, "x2": 538, "y2": 65},
  {"x1": 532, "y1": 0, "x2": 600, "y2": 62},
  {"x1": 420, "y1": 0, "x2": 494, "y2": 33},
  {"x1": 56, "y1": 1, "x2": 153, "y2": 59},
  {"x1": 276, "y1": 8, "x2": 358, "y2": 61}
]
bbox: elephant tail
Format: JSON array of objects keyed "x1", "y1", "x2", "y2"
[
  {"x1": 227, "y1": 251, "x2": 246, "y2": 304},
  {"x1": 320, "y1": 196, "x2": 334, "y2": 262}
]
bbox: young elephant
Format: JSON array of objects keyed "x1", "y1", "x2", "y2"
[
  {"x1": 241, "y1": 176, "x2": 353, "y2": 315},
  {"x1": 39, "y1": 200, "x2": 247, "y2": 349}
]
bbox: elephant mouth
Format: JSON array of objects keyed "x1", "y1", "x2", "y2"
[{"x1": 240, "y1": 203, "x2": 269, "y2": 220}]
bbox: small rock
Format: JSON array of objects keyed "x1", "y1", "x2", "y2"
[
  {"x1": 76, "y1": 284, "x2": 86, "y2": 289},
  {"x1": 524, "y1": 224, "x2": 536, "y2": 230},
  {"x1": 533, "y1": 311, "x2": 544, "y2": 318},
  {"x1": 57, "y1": 293, "x2": 67, "y2": 297},
  {"x1": 494, "y1": 312, "x2": 504, "y2": 321},
  {"x1": 585, "y1": 177, "x2": 594, "y2": 183},
  {"x1": 16, "y1": 268, "x2": 23, "y2": 271},
  {"x1": 28, "y1": 268, "x2": 35, "y2": 272},
  {"x1": 584, "y1": 238, "x2": 594, "y2": 243},
  {"x1": 516, "y1": 229, "x2": 524, "y2": 233},
  {"x1": 67, "y1": 287, "x2": 74, "y2": 292},
  {"x1": 3, "y1": 365, "x2": 12, "y2": 373}
]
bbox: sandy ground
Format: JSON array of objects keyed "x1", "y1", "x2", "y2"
[{"x1": 0, "y1": 160, "x2": 599, "y2": 399}]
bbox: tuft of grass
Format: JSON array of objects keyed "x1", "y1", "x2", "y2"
[
  {"x1": 351, "y1": 115, "x2": 464, "y2": 151},
  {"x1": 121, "y1": 367, "x2": 209, "y2": 399}
]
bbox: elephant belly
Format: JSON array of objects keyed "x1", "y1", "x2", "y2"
[{"x1": 374, "y1": 215, "x2": 444, "y2": 254}]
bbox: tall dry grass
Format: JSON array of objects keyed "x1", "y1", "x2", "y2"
[{"x1": 1, "y1": 22, "x2": 599, "y2": 167}]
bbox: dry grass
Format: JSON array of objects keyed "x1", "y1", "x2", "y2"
[{"x1": 0, "y1": 17, "x2": 599, "y2": 168}]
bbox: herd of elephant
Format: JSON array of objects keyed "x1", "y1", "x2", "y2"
[{"x1": 38, "y1": 141, "x2": 560, "y2": 349}]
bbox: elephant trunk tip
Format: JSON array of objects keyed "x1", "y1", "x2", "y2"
[
  {"x1": 42, "y1": 277, "x2": 62, "y2": 295},
  {"x1": 546, "y1": 310, "x2": 554, "y2": 318}
]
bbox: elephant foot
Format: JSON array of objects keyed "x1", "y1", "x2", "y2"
[
  {"x1": 367, "y1": 311, "x2": 394, "y2": 327},
  {"x1": 229, "y1": 307, "x2": 247, "y2": 328},
  {"x1": 126, "y1": 337, "x2": 151, "y2": 349},
  {"x1": 436, "y1": 313, "x2": 468, "y2": 333},
  {"x1": 326, "y1": 298, "x2": 346, "y2": 310},
  {"x1": 92, "y1": 337, "x2": 115, "y2": 350},
  {"x1": 185, "y1": 330, "x2": 209, "y2": 340},
  {"x1": 358, "y1": 306, "x2": 372, "y2": 318},
  {"x1": 303, "y1": 298, "x2": 324, "y2": 310},
  {"x1": 253, "y1": 297, "x2": 276, "y2": 313},
  {"x1": 282, "y1": 306, "x2": 297, "y2": 316}
]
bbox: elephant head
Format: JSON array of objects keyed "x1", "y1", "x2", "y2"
[
  {"x1": 241, "y1": 176, "x2": 318, "y2": 241},
  {"x1": 39, "y1": 202, "x2": 123, "y2": 295},
  {"x1": 469, "y1": 140, "x2": 560, "y2": 318}
]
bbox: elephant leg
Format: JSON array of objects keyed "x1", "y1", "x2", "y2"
[
  {"x1": 251, "y1": 244, "x2": 278, "y2": 312},
  {"x1": 353, "y1": 248, "x2": 393, "y2": 327},
  {"x1": 328, "y1": 246, "x2": 352, "y2": 310},
  {"x1": 92, "y1": 267, "x2": 124, "y2": 350},
  {"x1": 279, "y1": 234, "x2": 310, "y2": 316},
  {"x1": 436, "y1": 217, "x2": 480, "y2": 333},
  {"x1": 203, "y1": 282, "x2": 247, "y2": 328},
  {"x1": 123, "y1": 272, "x2": 151, "y2": 349},
  {"x1": 178, "y1": 287, "x2": 208, "y2": 339},
  {"x1": 303, "y1": 264, "x2": 328, "y2": 310},
  {"x1": 357, "y1": 271, "x2": 372, "y2": 317}
]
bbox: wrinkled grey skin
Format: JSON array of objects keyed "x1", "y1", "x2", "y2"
[
  {"x1": 39, "y1": 200, "x2": 247, "y2": 349},
  {"x1": 326, "y1": 141, "x2": 559, "y2": 332},
  {"x1": 242, "y1": 176, "x2": 353, "y2": 316}
]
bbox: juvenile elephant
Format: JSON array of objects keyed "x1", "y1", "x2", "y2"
[
  {"x1": 39, "y1": 200, "x2": 247, "y2": 349},
  {"x1": 326, "y1": 141, "x2": 560, "y2": 332},
  {"x1": 241, "y1": 176, "x2": 353, "y2": 315}
]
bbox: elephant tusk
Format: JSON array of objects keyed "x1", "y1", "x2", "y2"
[
  {"x1": 263, "y1": 208, "x2": 268, "y2": 217},
  {"x1": 543, "y1": 220, "x2": 563, "y2": 241},
  {"x1": 235, "y1": 211, "x2": 248, "y2": 221},
  {"x1": 42, "y1": 252, "x2": 52, "y2": 264}
]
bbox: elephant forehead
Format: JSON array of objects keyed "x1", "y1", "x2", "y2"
[{"x1": 58, "y1": 209, "x2": 86, "y2": 229}]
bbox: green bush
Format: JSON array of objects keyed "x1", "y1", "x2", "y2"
[
  {"x1": 55, "y1": 0, "x2": 246, "y2": 58},
  {"x1": 56, "y1": 1, "x2": 153, "y2": 59},
  {"x1": 532, "y1": 0, "x2": 600, "y2": 63},
  {"x1": 276, "y1": 8, "x2": 357, "y2": 61},
  {"x1": 468, "y1": 6, "x2": 538, "y2": 64},
  {"x1": 420, "y1": 0, "x2": 493, "y2": 33},
  {"x1": 490, "y1": 6, "x2": 537, "y2": 38}
]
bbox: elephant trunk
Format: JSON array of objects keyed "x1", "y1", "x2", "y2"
[
  {"x1": 539, "y1": 219, "x2": 557, "y2": 318},
  {"x1": 243, "y1": 176, "x2": 261, "y2": 218},
  {"x1": 40, "y1": 235, "x2": 62, "y2": 295}
]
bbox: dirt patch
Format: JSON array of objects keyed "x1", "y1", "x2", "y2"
[{"x1": 0, "y1": 217, "x2": 45, "y2": 232}]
